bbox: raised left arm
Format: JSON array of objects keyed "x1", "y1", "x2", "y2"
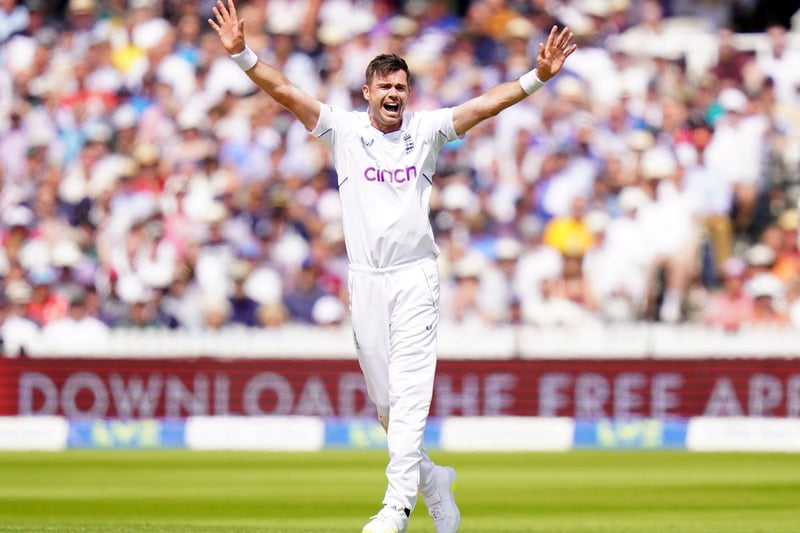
[{"x1": 452, "y1": 25, "x2": 576, "y2": 136}]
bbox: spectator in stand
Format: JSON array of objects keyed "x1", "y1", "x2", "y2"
[
  {"x1": 702, "y1": 256, "x2": 754, "y2": 330},
  {"x1": 1, "y1": 205, "x2": 35, "y2": 268},
  {"x1": 0, "y1": 280, "x2": 38, "y2": 357},
  {"x1": 757, "y1": 214, "x2": 800, "y2": 283},
  {"x1": 542, "y1": 193, "x2": 595, "y2": 257},
  {"x1": 0, "y1": 0, "x2": 29, "y2": 43},
  {"x1": 704, "y1": 87, "x2": 769, "y2": 238},
  {"x1": 746, "y1": 271, "x2": 790, "y2": 327},
  {"x1": 310, "y1": 293, "x2": 346, "y2": 328},
  {"x1": 443, "y1": 252, "x2": 486, "y2": 326},
  {"x1": 636, "y1": 146, "x2": 700, "y2": 323},
  {"x1": 709, "y1": 27, "x2": 754, "y2": 86},
  {"x1": 743, "y1": 242, "x2": 779, "y2": 282},
  {"x1": 597, "y1": 187, "x2": 652, "y2": 320},
  {"x1": 200, "y1": 293, "x2": 233, "y2": 329},
  {"x1": 555, "y1": 250, "x2": 598, "y2": 317},
  {"x1": 283, "y1": 260, "x2": 327, "y2": 324},
  {"x1": 678, "y1": 118, "x2": 734, "y2": 282},
  {"x1": 227, "y1": 259, "x2": 259, "y2": 327},
  {"x1": 158, "y1": 263, "x2": 204, "y2": 329},
  {"x1": 740, "y1": 242, "x2": 789, "y2": 325},
  {"x1": 513, "y1": 215, "x2": 564, "y2": 316},
  {"x1": 754, "y1": 24, "x2": 800, "y2": 106},
  {"x1": 477, "y1": 236, "x2": 523, "y2": 325},
  {"x1": 25, "y1": 267, "x2": 68, "y2": 326},
  {"x1": 522, "y1": 275, "x2": 593, "y2": 328},
  {"x1": 39, "y1": 290, "x2": 110, "y2": 353}
]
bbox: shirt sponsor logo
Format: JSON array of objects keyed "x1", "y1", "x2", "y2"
[{"x1": 364, "y1": 165, "x2": 418, "y2": 184}]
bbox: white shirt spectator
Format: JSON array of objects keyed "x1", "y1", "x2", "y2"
[
  {"x1": 513, "y1": 244, "x2": 564, "y2": 308},
  {"x1": 1, "y1": 313, "x2": 39, "y2": 357},
  {"x1": 704, "y1": 106, "x2": 769, "y2": 188},
  {"x1": 680, "y1": 150, "x2": 733, "y2": 217},
  {"x1": 477, "y1": 238, "x2": 522, "y2": 324},
  {"x1": 134, "y1": 236, "x2": 177, "y2": 290},
  {"x1": 541, "y1": 156, "x2": 599, "y2": 217},
  {"x1": 638, "y1": 179, "x2": 697, "y2": 258},
  {"x1": 565, "y1": 44, "x2": 621, "y2": 105},
  {"x1": 602, "y1": 189, "x2": 652, "y2": 299},
  {"x1": 522, "y1": 277, "x2": 592, "y2": 327},
  {"x1": 755, "y1": 26, "x2": 800, "y2": 105},
  {"x1": 583, "y1": 232, "x2": 649, "y2": 319},
  {"x1": 0, "y1": 1, "x2": 29, "y2": 43},
  {"x1": 39, "y1": 308, "x2": 110, "y2": 355}
]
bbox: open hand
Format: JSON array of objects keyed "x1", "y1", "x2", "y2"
[
  {"x1": 208, "y1": 0, "x2": 245, "y2": 54},
  {"x1": 535, "y1": 26, "x2": 577, "y2": 82}
]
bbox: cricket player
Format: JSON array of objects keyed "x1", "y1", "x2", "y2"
[{"x1": 209, "y1": 2, "x2": 575, "y2": 531}]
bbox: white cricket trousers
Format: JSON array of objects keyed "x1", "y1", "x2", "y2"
[{"x1": 348, "y1": 257, "x2": 440, "y2": 512}]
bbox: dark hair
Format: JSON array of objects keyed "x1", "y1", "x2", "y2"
[{"x1": 365, "y1": 54, "x2": 411, "y2": 85}]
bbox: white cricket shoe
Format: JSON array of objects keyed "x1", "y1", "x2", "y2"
[
  {"x1": 423, "y1": 466, "x2": 460, "y2": 533},
  {"x1": 362, "y1": 505, "x2": 409, "y2": 533}
]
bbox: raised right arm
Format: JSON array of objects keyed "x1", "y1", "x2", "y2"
[{"x1": 208, "y1": 0, "x2": 321, "y2": 131}]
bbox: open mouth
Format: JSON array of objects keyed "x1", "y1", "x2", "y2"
[{"x1": 383, "y1": 102, "x2": 400, "y2": 114}]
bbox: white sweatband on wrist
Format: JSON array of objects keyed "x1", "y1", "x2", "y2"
[
  {"x1": 519, "y1": 69, "x2": 546, "y2": 95},
  {"x1": 230, "y1": 45, "x2": 258, "y2": 71}
]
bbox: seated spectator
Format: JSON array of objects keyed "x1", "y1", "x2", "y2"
[
  {"x1": 758, "y1": 214, "x2": 800, "y2": 283},
  {"x1": 745, "y1": 272, "x2": 790, "y2": 327},
  {"x1": 256, "y1": 301, "x2": 288, "y2": 329},
  {"x1": 591, "y1": 189, "x2": 651, "y2": 321},
  {"x1": 39, "y1": 290, "x2": 110, "y2": 353},
  {"x1": 703, "y1": 87, "x2": 769, "y2": 237},
  {"x1": 283, "y1": 260, "x2": 327, "y2": 324},
  {"x1": 709, "y1": 27, "x2": 754, "y2": 86},
  {"x1": 0, "y1": 281, "x2": 38, "y2": 357},
  {"x1": 25, "y1": 267, "x2": 68, "y2": 326},
  {"x1": 636, "y1": 147, "x2": 700, "y2": 323},
  {"x1": 542, "y1": 194, "x2": 595, "y2": 257},
  {"x1": 477, "y1": 237, "x2": 522, "y2": 325},
  {"x1": 556, "y1": 252, "x2": 598, "y2": 315},
  {"x1": 702, "y1": 257, "x2": 754, "y2": 331},
  {"x1": 445, "y1": 253, "x2": 486, "y2": 326},
  {"x1": 743, "y1": 242, "x2": 778, "y2": 287},
  {"x1": 522, "y1": 277, "x2": 594, "y2": 328},
  {"x1": 754, "y1": 24, "x2": 800, "y2": 105},
  {"x1": 311, "y1": 294, "x2": 346, "y2": 328},
  {"x1": 157, "y1": 264, "x2": 204, "y2": 329},
  {"x1": 227, "y1": 260, "x2": 259, "y2": 327},
  {"x1": 200, "y1": 295, "x2": 233, "y2": 330},
  {"x1": 0, "y1": 0, "x2": 30, "y2": 43},
  {"x1": 513, "y1": 216, "x2": 564, "y2": 314}
]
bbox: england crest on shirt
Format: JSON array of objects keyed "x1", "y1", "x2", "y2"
[{"x1": 403, "y1": 133, "x2": 414, "y2": 154}]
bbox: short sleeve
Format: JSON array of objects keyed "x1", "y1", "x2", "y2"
[
  {"x1": 424, "y1": 107, "x2": 459, "y2": 151},
  {"x1": 311, "y1": 104, "x2": 337, "y2": 149}
]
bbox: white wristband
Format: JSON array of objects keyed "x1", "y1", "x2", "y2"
[
  {"x1": 230, "y1": 45, "x2": 258, "y2": 71},
  {"x1": 519, "y1": 69, "x2": 546, "y2": 95}
]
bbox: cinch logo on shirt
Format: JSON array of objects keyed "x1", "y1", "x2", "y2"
[{"x1": 364, "y1": 166, "x2": 418, "y2": 183}]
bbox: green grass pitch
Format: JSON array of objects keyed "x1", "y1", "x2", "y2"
[{"x1": 0, "y1": 450, "x2": 798, "y2": 532}]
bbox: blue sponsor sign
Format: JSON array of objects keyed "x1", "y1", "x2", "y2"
[
  {"x1": 573, "y1": 418, "x2": 688, "y2": 449},
  {"x1": 67, "y1": 419, "x2": 185, "y2": 449},
  {"x1": 324, "y1": 417, "x2": 442, "y2": 449}
]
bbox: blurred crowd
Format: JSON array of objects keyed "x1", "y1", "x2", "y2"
[{"x1": 2, "y1": 0, "x2": 800, "y2": 356}]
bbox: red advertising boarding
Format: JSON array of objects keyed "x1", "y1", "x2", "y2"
[{"x1": 1, "y1": 357, "x2": 799, "y2": 418}]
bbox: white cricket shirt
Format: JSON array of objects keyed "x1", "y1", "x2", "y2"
[{"x1": 312, "y1": 105, "x2": 459, "y2": 269}]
